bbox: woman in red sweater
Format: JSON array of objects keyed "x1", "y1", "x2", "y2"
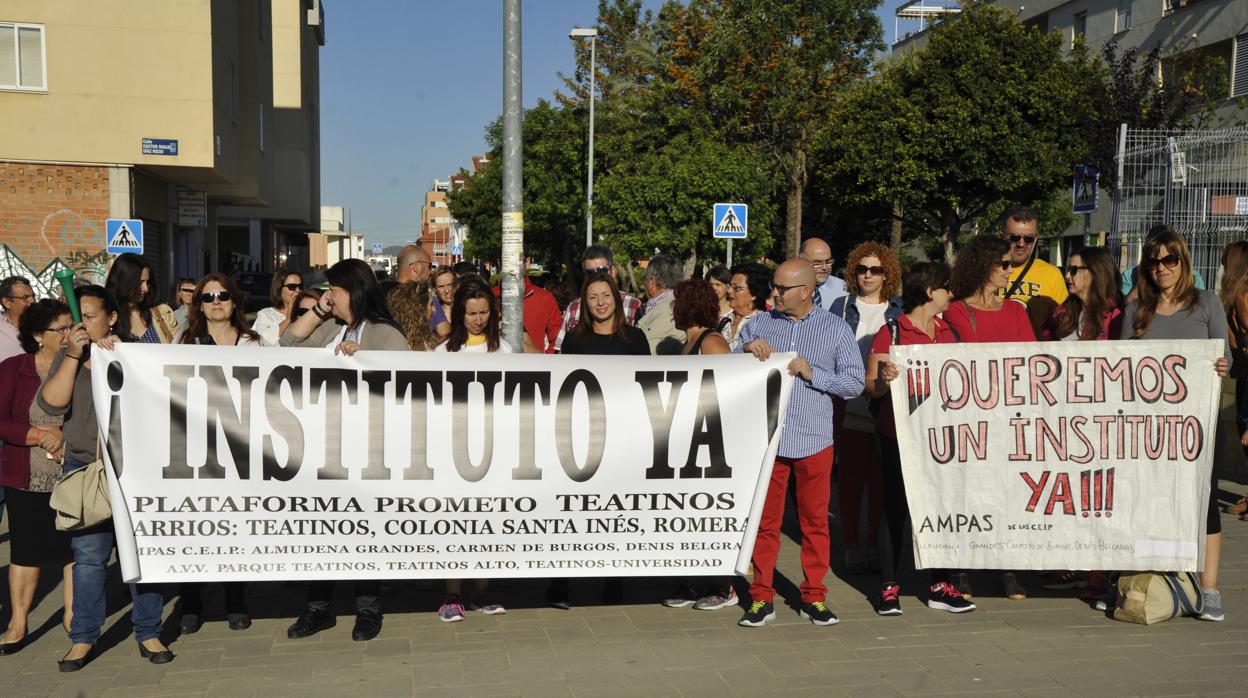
[
  {"x1": 0, "y1": 299, "x2": 74, "y2": 654},
  {"x1": 943, "y1": 235, "x2": 1035, "y2": 601}
]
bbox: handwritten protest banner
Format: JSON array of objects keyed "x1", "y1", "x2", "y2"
[
  {"x1": 889, "y1": 339, "x2": 1222, "y2": 572},
  {"x1": 90, "y1": 345, "x2": 793, "y2": 583}
]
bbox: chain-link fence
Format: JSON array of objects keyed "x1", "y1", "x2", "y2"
[{"x1": 1109, "y1": 126, "x2": 1248, "y2": 290}]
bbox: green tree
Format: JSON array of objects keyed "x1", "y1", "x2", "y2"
[
  {"x1": 817, "y1": 5, "x2": 1094, "y2": 261},
  {"x1": 447, "y1": 100, "x2": 585, "y2": 272}
]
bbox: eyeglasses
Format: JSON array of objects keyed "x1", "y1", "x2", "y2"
[
  {"x1": 1064, "y1": 265, "x2": 1088, "y2": 276},
  {"x1": 283, "y1": 283, "x2": 303, "y2": 291},
  {"x1": 807, "y1": 258, "x2": 833, "y2": 268},
  {"x1": 45, "y1": 325, "x2": 73, "y2": 334},
  {"x1": 730, "y1": 284, "x2": 750, "y2": 293},
  {"x1": 1144, "y1": 254, "x2": 1180, "y2": 271},
  {"x1": 4, "y1": 293, "x2": 34, "y2": 302},
  {"x1": 854, "y1": 265, "x2": 886, "y2": 276},
  {"x1": 199, "y1": 291, "x2": 233, "y2": 303},
  {"x1": 178, "y1": 287, "x2": 196, "y2": 295},
  {"x1": 1008, "y1": 235, "x2": 1037, "y2": 245},
  {"x1": 770, "y1": 281, "x2": 806, "y2": 294},
  {"x1": 584, "y1": 265, "x2": 611, "y2": 274},
  {"x1": 997, "y1": 260, "x2": 1015, "y2": 270}
]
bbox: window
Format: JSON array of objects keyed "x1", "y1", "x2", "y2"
[
  {"x1": 1116, "y1": 0, "x2": 1132, "y2": 32},
  {"x1": 1161, "y1": 38, "x2": 1234, "y2": 102},
  {"x1": 1073, "y1": 12, "x2": 1087, "y2": 48},
  {"x1": 1235, "y1": 34, "x2": 1248, "y2": 98},
  {"x1": 0, "y1": 23, "x2": 46, "y2": 91}
]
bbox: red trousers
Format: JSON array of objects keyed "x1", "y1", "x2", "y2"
[{"x1": 749, "y1": 445, "x2": 834, "y2": 604}]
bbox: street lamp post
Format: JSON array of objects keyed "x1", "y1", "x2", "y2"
[{"x1": 570, "y1": 27, "x2": 597, "y2": 249}]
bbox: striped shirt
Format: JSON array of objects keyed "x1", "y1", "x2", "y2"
[{"x1": 737, "y1": 306, "x2": 864, "y2": 458}]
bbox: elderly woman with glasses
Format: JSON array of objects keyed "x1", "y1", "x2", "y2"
[{"x1": 0, "y1": 299, "x2": 74, "y2": 655}]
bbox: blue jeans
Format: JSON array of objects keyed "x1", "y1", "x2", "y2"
[{"x1": 63, "y1": 459, "x2": 165, "y2": 645}]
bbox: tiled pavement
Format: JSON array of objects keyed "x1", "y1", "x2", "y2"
[{"x1": 3, "y1": 483, "x2": 1248, "y2": 697}]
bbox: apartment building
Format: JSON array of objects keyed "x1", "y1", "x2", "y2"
[{"x1": 0, "y1": 0, "x2": 325, "y2": 295}]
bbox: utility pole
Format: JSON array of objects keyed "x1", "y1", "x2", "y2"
[{"x1": 501, "y1": 0, "x2": 524, "y2": 351}]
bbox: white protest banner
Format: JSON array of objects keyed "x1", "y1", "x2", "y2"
[
  {"x1": 889, "y1": 339, "x2": 1222, "y2": 572},
  {"x1": 90, "y1": 345, "x2": 794, "y2": 583}
]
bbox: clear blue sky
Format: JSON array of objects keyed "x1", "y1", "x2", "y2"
[{"x1": 321, "y1": 1, "x2": 908, "y2": 248}]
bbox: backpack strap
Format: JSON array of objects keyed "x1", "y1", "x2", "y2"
[
  {"x1": 960, "y1": 300, "x2": 977, "y2": 335},
  {"x1": 1003, "y1": 254, "x2": 1036, "y2": 299}
]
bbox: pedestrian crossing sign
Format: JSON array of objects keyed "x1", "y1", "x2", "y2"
[
  {"x1": 106, "y1": 219, "x2": 144, "y2": 254},
  {"x1": 713, "y1": 203, "x2": 748, "y2": 239}
]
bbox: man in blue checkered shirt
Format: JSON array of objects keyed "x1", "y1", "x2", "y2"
[{"x1": 736, "y1": 258, "x2": 864, "y2": 628}]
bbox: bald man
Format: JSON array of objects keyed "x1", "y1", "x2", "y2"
[
  {"x1": 396, "y1": 245, "x2": 432, "y2": 285},
  {"x1": 800, "y1": 237, "x2": 846, "y2": 310},
  {"x1": 736, "y1": 259, "x2": 864, "y2": 628}
]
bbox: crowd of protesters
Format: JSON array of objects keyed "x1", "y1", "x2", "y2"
[{"x1": 0, "y1": 202, "x2": 1242, "y2": 669}]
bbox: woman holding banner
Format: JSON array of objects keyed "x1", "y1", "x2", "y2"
[
  {"x1": 433, "y1": 279, "x2": 510, "y2": 621},
  {"x1": 105, "y1": 253, "x2": 177, "y2": 344},
  {"x1": 281, "y1": 258, "x2": 406, "y2": 642},
  {"x1": 1036, "y1": 247, "x2": 1123, "y2": 598},
  {"x1": 945, "y1": 236, "x2": 1035, "y2": 601},
  {"x1": 174, "y1": 273, "x2": 263, "y2": 635},
  {"x1": 1123, "y1": 228, "x2": 1230, "y2": 622},
  {"x1": 0, "y1": 299, "x2": 74, "y2": 655},
  {"x1": 829, "y1": 242, "x2": 902, "y2": 575},
  {"x1": 864, "y1": 262, "x2": 974, "y2": 616},
  {"x1": 36, "y1": 286, "x2": 174, "y2": 670}
]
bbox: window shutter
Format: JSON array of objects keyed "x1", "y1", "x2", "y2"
[
  {"x1": 1236, "y1": 34, "x2": 1248, "y2": 97},
  {"x1": 18, "y1": 26, "x2": 42, "y2": 88},
  {"x1": 0, "y1": 26, "x2": 16, "y2": 87}
]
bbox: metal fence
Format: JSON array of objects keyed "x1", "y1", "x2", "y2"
[{"x1": 1110, "y1": 126, "x2": 1248, "y2": 290}]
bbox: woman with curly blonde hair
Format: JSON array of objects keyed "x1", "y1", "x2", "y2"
[
  {"x1": 387, "y1": 281, "x2": 439, "y2": 351},
  {"x1": 829, "y1": 242, "x2": 902, "y2": 575}
]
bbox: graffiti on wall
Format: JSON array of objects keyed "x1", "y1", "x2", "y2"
[{"x1": 0, "y1": 244, "x2": 111, "y2": 298}]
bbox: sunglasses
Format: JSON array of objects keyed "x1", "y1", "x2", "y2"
[
  {"x1": 1008, "y1": 235, "x2": 1037, "y2": 245},
  {"x1": 283, "y1": 283, "x2": 303, "y2": 291},
  {"x1": 584, "y1": 265, "x2": 611, "y2": 274},
  {"x1": 997, "y1": 260, "x2": 1015, "y2": 270},
  {"x1": 854, "y1": 264, "x2": 886, "y2": 276},
  {"x1": 179, "y1": 287, "x2": 196, "y2": 295},
  {"x1": 1064, "y1": 265, "x2": 1088, "y2": 276},
  {"x1": 1144, "y1": 254, "x2": 1180, "y2": 271},
  {"x1": 200, "y1": 291, "x2": 233, "y2": 304}
]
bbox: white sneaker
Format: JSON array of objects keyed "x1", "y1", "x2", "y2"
[{"x1": 1198, "y1": 588, "x2": 1225, "y2": 621}]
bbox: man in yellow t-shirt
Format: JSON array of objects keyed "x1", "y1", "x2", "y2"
[{"x1": 996, "y1": 205, "x2": 1068, "y2": 336}]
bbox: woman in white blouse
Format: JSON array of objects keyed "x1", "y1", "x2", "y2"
[{"x1": 251, "y1": 269, "x2": 302, "y2": 346}]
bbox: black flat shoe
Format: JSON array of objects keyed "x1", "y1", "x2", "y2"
[
  {"x1": 179, "y1": 613, "x2": 202, "y2": 635},
  {"x1": 0, "y1": 636, "x2": 28, "y2": 655},
  {"x1": 286, "y1": 606, "x2": 336, "y2": 639},
  {"x1": 351, "y1": 610, "x2": 382, "y2": 641},
  {"x1": 137, "y1": 642, "x2": 175, "y2": 665},
  {"x1": 58, "y1": 648, "x2": 92, "y2": 673},
  {"x1": 227, "y1": 613, "x2": 252, "y2": 631}
]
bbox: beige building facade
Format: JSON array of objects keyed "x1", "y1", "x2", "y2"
[{"x1": 0, "y1": 0, "x2": 324, "y2": 295}]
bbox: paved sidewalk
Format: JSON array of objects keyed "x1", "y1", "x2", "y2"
[{"x1": 2, "y1": 483, "x2": 1248, "y2": 697}]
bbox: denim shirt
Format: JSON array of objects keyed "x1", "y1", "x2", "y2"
[{"x1": 828, "y1": 295, "x2": 903, "y2": 334}]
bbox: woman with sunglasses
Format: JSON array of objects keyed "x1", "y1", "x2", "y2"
[
  {"x1": 864, "y1": 262, "x2": 973, "y2": 616},
  {"x1": 829, "y1": 242, "x2": 902, "y2": 575},
  {"x1": 1036, "y1": 247, "x2": 1123, "y2": 600},
  {"x1": 252, "y1": 269, "x2": 303, "y2": 346},
  {"x1": 281, "y1": 259, "x2": 405, "y2": 642},
  {"x1": 105, "y1": 253, "x2": 177, "y2": 343},
  {"x1": 172, "y1": 277, "x2": 198, "y2": 329},
  {"x1": 172, "y1": 274, "x2": 262, "y2": 633},
  {"x1": 1123, "y1": 227, "x2": 1230, "y2": 622},
  {"x1": 0, "y1": 299, "x2": 74, "y2": 655},
  {"x1": 945, "y1": 235, "x2": 1035, "y2": 602},
  {"x1": 36, "y1": 286, "x2": 174, "y2": 670}
]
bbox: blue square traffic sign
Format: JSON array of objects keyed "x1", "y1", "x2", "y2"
[
  {"x1": 713, "y1": 203, "x2": 748, "y2": 239},
  {"x1": 106, "y1": 219, "x2": 144, "y2": 255}
]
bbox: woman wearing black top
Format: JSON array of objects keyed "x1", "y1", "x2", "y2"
[
  {"x1": 560, "y1": 272, "x2": 650, "y2": 356},
  {"x1": 547, "y1": 273, "x2": 649, "y2": 608}
]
